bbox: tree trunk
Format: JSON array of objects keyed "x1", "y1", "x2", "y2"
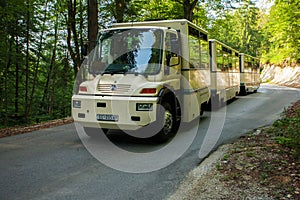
[
  {"x1": 88, "y1": 0, "x2": 98, "y2": 52},
  {"x1": 177, "y1": 0, "x2": 198, "y2": 21},
  {"x1": 4, "y1": 37, "x2": 13, "y2": 126},
  {"x1": 62, "y1": 55, "x2": 70, "y2": 116},
  {"x1": 41, "y1": 12, "x2": 59, "y2": 115},
  {"x1": 79, "y1": 0, "x2": 84, "y2": 53},
  {"x1": 15, "y1": 35, "x2": 19, "y2": 115},
  {"x1": 28, "y1": 0, "x2": 49, "y2": 116},
  {"x1": 187, "y1": 0, "x2": 198, "y2": 21},
  {"x1": 67, "y1": 0, "x2": 82, "y2": 77},
  {"x1": 41, "y1": 60, "x2": 52, "y2": 114},
  {"x1": 114, "y1": 0, "x2": 126, "y2": 23},
  {"x1": 48, "y1": 14, "x2": 59, "y2": 115},
  {"x1": 25, "y1": 0, "x2": 30, "y2": 123}
]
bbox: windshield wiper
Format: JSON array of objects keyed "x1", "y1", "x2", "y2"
[
  {"x1": 101, "y1": 64, "x2": 134, "y2": 75},
  {"x1": 101, "y1": 68, "x2": 128, "y2": 75}
]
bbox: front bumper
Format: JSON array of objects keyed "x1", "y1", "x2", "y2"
[{"x1": 72, "y1": 95, "x2": 158, "y2": 130}]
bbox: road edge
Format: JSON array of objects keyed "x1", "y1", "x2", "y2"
[{"x1": 168, "y1": 144, "x2": 231, "y2": 200}]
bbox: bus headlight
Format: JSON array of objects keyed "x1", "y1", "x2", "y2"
[
  {"x1": 136, "y1": 103, "x2": 153, "y2": 111},
  {"x1": 73, "y1": 100, "x2": 81, "y2": 108}
]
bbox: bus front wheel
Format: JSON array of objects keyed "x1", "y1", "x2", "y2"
[{"x1": 155, "y1": 102, "x2": 177, "y2": 142}]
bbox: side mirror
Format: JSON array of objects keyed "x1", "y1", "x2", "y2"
[{"x1": 171, "y1": 39, "x2": 180, "y2": 55}]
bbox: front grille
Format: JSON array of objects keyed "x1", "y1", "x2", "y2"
[{"x1": 97, "y1": 84, "x2": 132, "y2": 94}]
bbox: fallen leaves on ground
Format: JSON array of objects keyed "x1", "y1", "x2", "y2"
[
  {"x1": 0, "y1": 118, "x2": 74, "y2": 138},
  {"x1": 217, "y1": 128, "x2": 300, "y2": 199}
]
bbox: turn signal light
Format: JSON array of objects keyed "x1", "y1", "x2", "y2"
[{"x1": 140, "y1": 88, "x2": 156, "y2": 94}]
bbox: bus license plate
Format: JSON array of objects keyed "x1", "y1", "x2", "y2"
[{"x1": 96, "y1": 114, "x2": 119, "y2": 122}]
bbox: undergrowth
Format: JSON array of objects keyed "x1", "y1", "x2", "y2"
[
  {"x1": 214, "y1": 100, "x2": 300, "y2": 199},
  {"x1": 272, "y1": 107, "x2": 300, "y2": 158}
]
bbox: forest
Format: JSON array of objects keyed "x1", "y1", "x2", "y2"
[{"x1": 0, "y1": 0, "x2": 299, "y2": 127}]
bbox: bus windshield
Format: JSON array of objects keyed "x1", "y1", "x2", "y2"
[{"x1": 89, "y1": 28, "x2": 163, "y2": 75}]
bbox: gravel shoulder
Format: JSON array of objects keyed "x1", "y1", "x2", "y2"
[{"x1": 169, "y1": 100, "x2": 300, "y2": 200}]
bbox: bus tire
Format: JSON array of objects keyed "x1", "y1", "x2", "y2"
[{"x1": 155, "y1": 102, "x2": 177, "y2": 142}]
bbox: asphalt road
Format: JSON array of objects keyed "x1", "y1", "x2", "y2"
[{"x1": 1, "y1": 84, "x2": 300, "y2": 200}]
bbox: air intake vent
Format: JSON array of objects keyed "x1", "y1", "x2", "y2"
[{"x1": 97, "y1": 84, "x2": 131, "y2": 94}]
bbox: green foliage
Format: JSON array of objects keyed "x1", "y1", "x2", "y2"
[
  {"x1": 0, "y1": 0, "x2": 76, "y2": 127},
  {"x1": 223, "y1": 153, "x2": 229, "y2": 161},
  {"x1": 261, "y1": 0, "x2": 300, "y2": 64},
  {"x1": 216, "y1": 163, "x2": 222, "y2": 170},
  {"x1": 272, "y1": 112, "x2": 300, "y2": 157},
  {"x1": 208, "y1": 0, "x2": 262, "y2": 56},
  {"x1": 128, "y1": 0, "x2": 184, "y2": 21},
  {"x1": 246, "y1": 151, "x2": 255, "y2": 157}
]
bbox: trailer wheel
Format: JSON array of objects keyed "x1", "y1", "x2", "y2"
[
  {"x1": 155, "y1": 102, "x2": 177, "y2": 142},
  {"x1": 239, "y1": 87, "x2": 247, "y2": 96}
]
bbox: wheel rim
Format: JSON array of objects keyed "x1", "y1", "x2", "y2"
[{"x1": 163, "y1": 110, "x2": 173, "y2": 135}]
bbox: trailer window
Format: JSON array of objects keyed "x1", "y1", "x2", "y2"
[
  {"x1": 200, "y1": 39, "x2": 209, "y2": 69},
  {"x1": 216, "y1": 44, "x2": 224, "y2": 71},
  {"x1": 228, "y1": 54, "x2": 233, "y2": 69},
  {"x1": 243, "y1": 57, "x2": 251, "y2": 73},
  {"x1": 189, "y1": 31, "x2": 200, "y2": 68},
  {"x1": 223, "y1": 52, "x2": 229, "y2": 70},
  {"x1": 233, "y1": 53, "x2": 239, "y2": 72},
  {"x1": 188, "y1": 26, "x2": 208, "y2": 69}
]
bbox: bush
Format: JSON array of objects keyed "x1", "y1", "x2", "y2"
[{"x1": 272, "y1": 111, "x2": 300, "y2": 158}]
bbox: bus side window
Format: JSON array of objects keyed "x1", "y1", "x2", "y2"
[{"x1": 165, "y1": 32, "x2": 179, "y2": 75}]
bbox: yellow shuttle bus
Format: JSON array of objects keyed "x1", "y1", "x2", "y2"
[
  {"x1": 72, "y1": 19, "x2": 210, "y2": 141},
  {"x1": 239, "y1": 53, "x2": 260, "y2": 95}
]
